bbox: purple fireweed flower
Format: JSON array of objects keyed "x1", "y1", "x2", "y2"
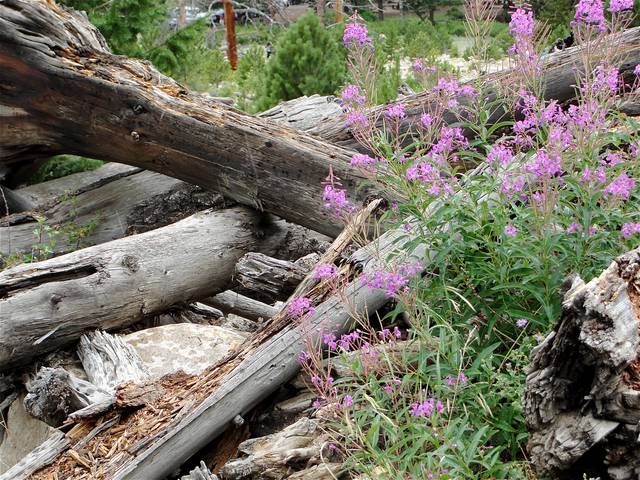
[
  {"x1": 323, "y1": 184, "x2": 352, "y2": 215},
  {"x1": 500, "y1": 174, "x2": 525, "y2": 197},
  {"x1": 406, "y1": 162, "x2": 453, "y2": 196},
  {"x1": 342, "y1": 395, "x2": 353, "y2": 407},
  {"x1": 596, "y1": 168, "x2": 608, "y2": 183},
  {"x1": 413, "y1": 59, "x2": 424, "y2": 73},
  {"x1": 567, "y1": 223, "x2": 582, "y2": 233},
  {"x1": 383, "y1": 384, "x2": 395, "y2": 395},
  {"x1": 635, "y1": 64, "x2": 640, "y2": 76},
  {"x1": 604, "y1": 172, "x2": 636, "y2": 200},
  {"x1": 486, "y1": 144, "x2": 514, "y2": 166},
  {"x1": 609, "y1": 0, "x2": 633, "y2": 12},
  {"x1": 446, "y1": 373, "x2": 468, "y2": 386},
  {"x1": 364, "y1": 262, "x2": 420, "y2": 298},
  {"x1": 573, "y1": 0, "x2": 606, "y2": 30},
  {"x1": 602, "y1": 152, "x2": 624, "y2": 167},
  {"x1": 420, "y1": 112, "x2": 433, "y2": 128},
  {"x1": 509, "y1": 8, "x2": 534, "y2": 39},
  {"x1": 393, "y1": 326, "x2": 402, "y2": 339},
  {"x1": 297, "y1": 350, "x2": 311, "y2": 363},
  {"x1": 531, "y1": 191, "x2": 546, "y2": 207},
  {"x1": 340, "y1": 84, "x2": 365, "y2": 108},
  {"x1": 525, "y1": 150, "x2": 561, "y2": 179},
  {"x1": 343, "y1": 22, "x2": 371, "y2": 47},
  {"x1": 288, "y1": 297, "x2": 315, "y2": 318},
  {"x1": 516, "y1": 318, "x2": 528, "y2": 328},
  {"x1": 315, "y1": 263, "x2": 338, "y2": 280},
  {"x1": 504, "y1": 225, "x2": 517, "y2": 237},
  {"x1": 385, "y1": 103, "x2": 406, "y2": 120},
  {"x1": 592, "y1": 65, "x2": 619, "y2": 95},
  {"x1": 322, "y1": 333, "x2": 337, "y2": 350},
  {"x1": 621, "y1": 223, "x2": 640, "y2": 238},
  {"x1": 351, "y1": 153, "x2": 377, "y2": 168},
  {"x1": 345, "y1": 111, "x2": 369, "y2": 129}
]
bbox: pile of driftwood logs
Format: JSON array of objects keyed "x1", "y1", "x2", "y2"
[{"x1": 2, "y1": 1, "x2": 640, "y2": 478}]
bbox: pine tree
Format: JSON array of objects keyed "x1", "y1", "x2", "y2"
[{"x1": 255, "y1": 14, "x2": 346, "y2": 111}]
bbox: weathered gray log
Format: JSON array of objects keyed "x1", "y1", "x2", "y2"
[
  {"x1": 0, "y1": 0, "x2": 374, "y2": 237},
  {"x1": 310, "y1": 27, "x2": 640, "y2": 150},
  {"x1": 234, "y1": 252, "x2": 313, "y2": 303},
  {"x1": 0, "y1": 168, "x2": 223, "y2": 258},
  {"x1": 23, "y1": 367, "x2": 111, "y2": 426},
  {"x1": 0, "y1": 185, "x2": 35, "y2": 214},
  {"x1": 0, "y1": 207, "x2": 298, "y2": 369},
  {"x1": 259, "y1": 95, "x2": 342, "y2": 132},
  {"x1": 181, "y1": 461, "x2": 219, "y2": 480},
  {"x1": 0, "y1": 431, "x2": 69, "y2": 480},
  {"x1": 524, "y1": 248, "x2": 640, "y2": 479},
  {"x1": 77, "y1": 331, "x2": 150, "y2": 392},
  {"x1": 219, "y1": 417, "x2": 335, "y2": 480},
  {"x1": 202, "y1": 291, "x2": 279, "y2": 321}
]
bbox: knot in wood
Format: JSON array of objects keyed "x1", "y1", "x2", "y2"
[
  {"x1": 132, "y1": 104, "x2": 145, "y2": 115},
  {"x1": 130, "y1": 131, "x2": 140, "y2": 142}
]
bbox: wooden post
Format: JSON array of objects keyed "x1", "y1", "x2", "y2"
[
  {"x1": 335, "y1": 0, "x2": 343, "y2": 23},
  {"x1": 223, "y1": 0, "x2": 237, "y2": 70}
]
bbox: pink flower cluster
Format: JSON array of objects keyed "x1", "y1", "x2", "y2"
[
  {"x1": 573, "y1": 0, "x2": 606, "y2": 30},
  {"x1": 323, "y1": 184, "x2": 353, "y2": 216},
  {"x1": 621, "y1": 223, "x2": 640, "y2": 238},
  {"x1": 486, "y1": 144, "x2": 514, "y2": 167},
  {"x1": 385, "y1": 103, "x2": 406, "y2": 120},
  {"x1": 315, "y1": 262, "x2": 338, "y2": 280},
  {"x1": 524, "y1": 150, "x2": 561, "y2": 179},
  {"x1": 350, "y1": 153, "x2": 378, "y2": 168},
  {"x1": 609, "y1": 0, "x2": 633, "y2": 12},
  {"x1": 592, "y1": 65, "x2": 619, "y2": 96},
  {"x1": 323, "y1": 330, "x2": 361, "y2": 352},
  {"x1": 509, "y1": 8, "x2": 534, "y2": 39},
  {"x1": 406, "y1": 161, "x2": 454, "y2": 196},
  {"x1": 410, "y1": 398, "x2": 444, "y2": 417},
  {"x1": 364, "y1": 262, "x2": 422, "y2": 298},
  {"x1": 432, "y1": 77, "x2": 476, "y2": 108},
  {"x1": 343, "y1": 22, "x2": 371, "y2": 47},
  {"x1": 604, "y1": 172, "x2": 636, "y2": 201},
  {"x1": 446, "y1": 372, "x2": 468, "y2": 387},
  {"x1": 340, "y1": 84, "x2": 365, "y2": 108},
  {"x1": 288, "y1": 297, "x2": 315, "y2": 318}
]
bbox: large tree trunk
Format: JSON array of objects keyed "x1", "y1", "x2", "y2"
[
  {"x1": 524, "y1": 248, "x2": 640, "y2": 480},
  {"x1": 0, "y1": 0, "x2": 371, "y2": 237},
  {"x1": 0, "y1": 207, "x2": 306, "y2": 370}
]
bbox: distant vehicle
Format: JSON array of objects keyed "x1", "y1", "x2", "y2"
[{"x1": 210, "y1": 6, "x2": 263, "y2": 24}]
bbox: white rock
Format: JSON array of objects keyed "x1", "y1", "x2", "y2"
[{"x1": 122, "y1": 324, "x2": 247, "y2": 379}]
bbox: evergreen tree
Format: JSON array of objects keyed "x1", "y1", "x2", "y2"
[
  {"x1": 255, "y1": 14, "x2": 346, "y2": 111},
  {"x1": 403, "y1": 0, "x2": 453, "y2": 25}
]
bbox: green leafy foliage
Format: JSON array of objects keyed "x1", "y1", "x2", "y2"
[
  {"x1": 255, "y1": 13, "x2": 346, "y2": 111},
  {"x1": 236, "y1": 45, "x2": 268, "y2": 113},
  {"x1": 29, "y1": 155, "x2": 104, "y2": 185},
  {"x1": 404, "y1": 0, "x2": 459, "y2": 24}
]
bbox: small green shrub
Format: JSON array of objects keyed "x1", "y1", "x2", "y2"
[
  {"x1": 255, "y1": 13, "x2": 346, "y2": 111},
  {"x1": 29, "y1": 155, "x2": 104, "y2": 185},
  {"x1": 236, "y1": 45, "x2": 268, "y2": 113}
]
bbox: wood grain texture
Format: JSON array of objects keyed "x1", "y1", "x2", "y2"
[
  {"x1": 0, "y1": 0, "x2": 374, "y2": 237},
  {"x1": 0, "y1": 207, "x2": 287, "y2": 369}
]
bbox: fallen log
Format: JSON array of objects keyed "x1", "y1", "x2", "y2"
[
  {"x1": 1, "y1": 168, "x2": 223, "y2": 258},
  {"x1": 0, "y1": 0, "x2": 373, "y2": 237},
  {"x1": 524, "y1": 248, "x2": 640, "y2": 480},
  {"x1": 27, "y1": 200, "x2": 388, "y2": 479},
  {"x1": 202, "y1": 291, "x2": 279, "y2": 321},
  {"x1": 310, "y1": 27, "x2": 640, "y2": 150},
  {"x1": 0, "y1": 207, "x2": 301, "y2": 369},
  {"x1": 233, "y1": 252, "x2": 314, "y2": 303}
]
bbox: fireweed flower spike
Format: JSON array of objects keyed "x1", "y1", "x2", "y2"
[
  {"x1": 288, "y1": 297, "x2": 315, "y2": 318},
  {"x1": 609, "y1": 0, "x2": 633, "y2": 12},
  {"x1": 573, "y1": 0, "x2": 606, "y2": 30},
  {"x1": 504, "y1": 225, "x2": 517, "y2": 237},
  {"x1": 343, "y1": 22, "x2": 371, "y2": 48}
]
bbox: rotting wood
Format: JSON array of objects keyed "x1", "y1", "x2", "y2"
[
  {"x1": 202, "y1": 291, "x2": 279, "y2": 322},
  {"x1": 0, "y1": 207, "x2": 305, "y2": 370},
  {"x1": 29, "y1": 200, "x2": 386, "y2": 480},
  {"x1": 524, "y1": 247, "x2": 640, "y2": 479},
  {"x1": 0, "y1": 0, "x2": 375, "y2": 237},
  {"x1": 233, "y1": 252, "x2": 312, "y2": 303}
]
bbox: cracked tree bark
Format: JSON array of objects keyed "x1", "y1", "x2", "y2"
[
  {"x1": 0, "y1": 207, "x2": 312, "y2": 369},
  {"x1": 524, "y1": 247, "x2": 640, "y2": 480},
  {"x1": 0, "y1": 0, "x2": 372, "y2": 237}
]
